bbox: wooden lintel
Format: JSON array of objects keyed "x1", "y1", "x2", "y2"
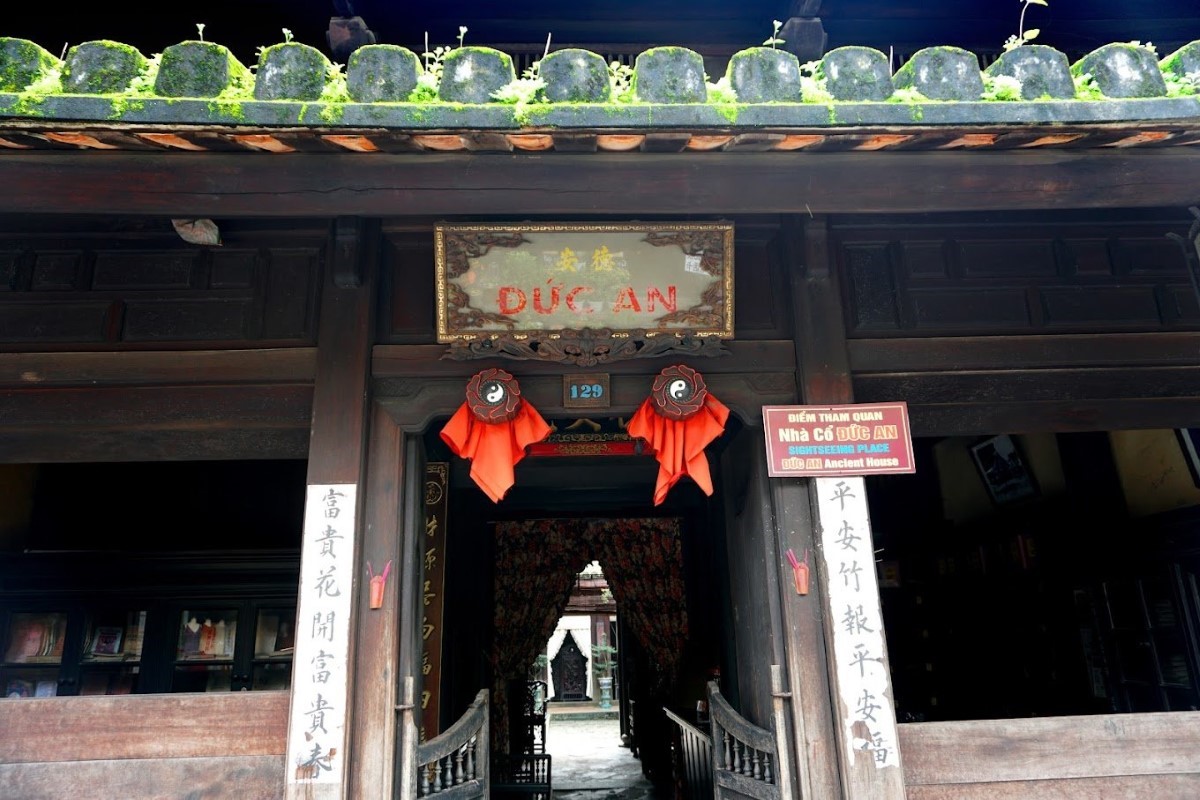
[{"x1": 0, "y1": 151, "x2": 1198, "y2": 217}]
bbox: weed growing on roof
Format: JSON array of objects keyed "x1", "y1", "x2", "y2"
[
  {"x1": 608, "y1": 59, "x2": 635, "y2": 102},
  {"x1": 981, "y1": 73, "x2": 1023, "y2": 101},
  {"x1": 799, "y1": 60, "x2": 833, "y2": 103},
  {"x1": 1164, "y1": 70, "x2": 1200, "y2": 97},
  {"x1": 491, "y1": 33, "x2": 548, "y2": 123},
  {"x1": 1073, "y1": 71, "x2": 1104, "y2": 99},
  {"x1": 409, "y1": 27, "x2": 468, "y2": 102},
  {"x1": 1004, "y1": 0, "x2": 1047, "y2": 52},
  {"x1": 763, "y1": 20, "x2": 786, "y2": 50},
  {"x1": 888, "y1": 86, "x2": 928, "y2": 104}
]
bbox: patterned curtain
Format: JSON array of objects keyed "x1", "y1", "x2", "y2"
[
  {"x1": 589, "y1": 518, "x2": 688, "y2": 689},
  {"x1": 490, "y1": 517, "x2": 688, "y2": 753},
  {"x1": 492, "y1": 520, "x2": 589, "y2": 753}
]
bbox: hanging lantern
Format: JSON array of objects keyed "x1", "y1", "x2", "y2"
[
  {"x1": 440, "y1": 369, "x2": 551, "y2": 503},
  {"x1": 628, "y1": 364, "x2": 730, "y2": 505}
]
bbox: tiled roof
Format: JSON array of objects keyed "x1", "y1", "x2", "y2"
[{"x1": 1, "y1": 35, "x2": 1198, "y2": 154}]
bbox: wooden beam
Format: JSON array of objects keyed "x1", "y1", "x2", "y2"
[
  {"x1": 0, "y1": 348, "x2": 317, "y2": 388},
  {"x1": 848, "y1": 334, "x2": 1200, "y2": 373},
  {"x1": 371, "y1": 341, "x2": 798, "y2": 378},
  {"x1": 906, "y1": 774, "x2": 1200, "y2": 800},
  {"x1": 0, "y1": 693, "x2": 287, "y2": 763},
  {"x1": 905, "y1": 397, "x2": 1200, "y2": 437},
  {"x1": 1, "y1": 150, "x2": 1198, "y2": 217},
  {"x1": 0, "y1": 755, "x2": 285, "y2": 799},
  {"x1": 899, "y1": 711, "x2": 1200, "y2": 785}
]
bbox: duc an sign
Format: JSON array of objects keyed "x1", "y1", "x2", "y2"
[
  {"x1": 762, "y1": 403, "x2": 916, "y2": 478},
  {"x1": 435, "y1": 222, "x2": 734, "y2": 342}
]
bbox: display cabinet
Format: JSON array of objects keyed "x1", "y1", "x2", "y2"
[{"x1": 0, "y1": 551, "x2": 299, "y2": 698}]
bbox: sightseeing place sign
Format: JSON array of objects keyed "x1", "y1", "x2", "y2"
[
  {"x1": 763, "y1": 403, "x2": 916, "y2": 478},
  {"x1": 435, "y1": 222, "x2": 734, "y2": 342}
]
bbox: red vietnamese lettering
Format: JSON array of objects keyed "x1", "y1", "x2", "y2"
[
  {"x1": 533, "y1": 280, "x2": 561, "y2": 314},
  {"x1": 566, "y1": 286, "x2": 594, "y2": 313},
  {"x1": 497, "y1": 287, "x2": 527, "y2": 315},
  {"x1": 646, "y1": 285, "x2": 677, "y2": 312},
  {"x1": 612, "y1": 286, "x2": 642, "y2": 313}
]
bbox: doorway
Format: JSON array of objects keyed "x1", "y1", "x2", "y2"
[{"x1": 425, "y1": 415, "x2": 732, "y2": 798}]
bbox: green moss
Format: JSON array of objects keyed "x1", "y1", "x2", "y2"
[
  {"x1": 206, "y1": 98, "x2": 246, "y2": 121},
  {"x1": 108, "y1": 95, "x2": 146, "y2": 118},
  {"x1": 714, "y1": 103, "x2": 739, "y2": 124},
  {"x1": 318, "y1": 102, "x2": 345, "y2": 123},
  {"x1": 156, "y1": 41, "x2": 250, "y2": 98},
  {"x1": 7, "y1": 92, "x2": 47, "y2": 117},
  {"x1": 0, "y1": 38, "x2": 59, "y2": 93},
  {"x1": 62, "y1": 40, "x2": 148, "y2": 95}
]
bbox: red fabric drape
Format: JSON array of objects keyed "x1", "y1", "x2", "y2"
[
  {"x1": 491, "y1": 518, "x2": 688, "y2": 752},
  {"x1": 440, "y1": 402, "x2": 551, "y2": 502},
  {"x1": 628, "y1": 395, "x2": 730, "y2": 505}
]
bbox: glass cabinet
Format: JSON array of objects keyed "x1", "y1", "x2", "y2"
[{"x1": 0, "y1": 552, "x2": 299, "y2": 699}]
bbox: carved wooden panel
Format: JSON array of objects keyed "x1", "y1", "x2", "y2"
[
  {"x1": 837, "y1": 216, "x2": 1200, "y2": 338},
  {"x1": 377, "y1": 218, "x2": 790, "y2": 345},
  {"x1": 0, "y1": 229, "x2": 320, "y2": 348}
]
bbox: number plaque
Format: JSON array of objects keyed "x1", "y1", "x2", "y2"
[{"x1": 563, "y1": 373, "x2": 611, "y2": 409}]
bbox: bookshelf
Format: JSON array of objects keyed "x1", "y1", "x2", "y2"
[{"x1": 0, "y1": 551, "x2": 299, "y2": 698}]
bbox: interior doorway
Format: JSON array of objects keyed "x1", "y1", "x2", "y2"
[{"x1": 425, "y1": 415, "x2": 733, "y2": 798}]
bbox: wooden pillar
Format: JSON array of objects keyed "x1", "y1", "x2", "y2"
[
  {"x1": 285, "y1": 218, "x2": 378, "y2": 800},
  {"x1": 788, "y1": 216, "x2": 907, "y2": 799}
]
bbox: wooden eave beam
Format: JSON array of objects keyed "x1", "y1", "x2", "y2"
[{"x1": 0, "y1": 150, "x2": 1197, "y2": 217}]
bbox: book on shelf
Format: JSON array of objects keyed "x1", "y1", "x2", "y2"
[
  {"x1": 4, "y1": 613, "x2": 66, "y2": 664},
  {"x1": 123, "y1": 611, "x2": 146, "y2": 660},
  {"x1": 90, "y1": 626, "x2": 124, "y2": 657},
  {"x1": 5, "y1": 678, "x2": 33, "y2": 698},
  {"x1": 34, "y1": 679, "x2": 57, "y2": 698}
]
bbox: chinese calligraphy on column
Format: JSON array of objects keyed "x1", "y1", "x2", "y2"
[
  {"x1": 287, "y1": 484, "x2": 358, "y2": 788},
  {"x1": 815, "y1": 476, "x2": 900, "y2": 769},
  {"x1": 421, "y1": 463, "x2": 450, "y2": 742}
]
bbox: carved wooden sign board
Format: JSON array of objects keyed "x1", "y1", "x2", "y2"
[{"x1": 435, "y1": 222, "x2": 734, "y2": 364}]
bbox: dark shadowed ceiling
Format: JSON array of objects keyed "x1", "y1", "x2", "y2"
[{"x1": 6, "y1": 1, "x2": 1198, "y2": 67}]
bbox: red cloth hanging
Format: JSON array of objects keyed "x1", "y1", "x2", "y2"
[
  {"x1": 628, "y1": 365, "x2": 729, "y2": 505},
  {"x1": 440, "y1": 370, "x2": 551, "y2": 503}
]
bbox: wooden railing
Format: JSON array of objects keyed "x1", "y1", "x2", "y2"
[
  {"x1": 410, "y1": 687, "x2": 489, "y2": 800},
  {"x1": 708, "y1": 666, "x2": 795, "y2": 800},
  {"x1": 664, "y1": 706, "x2": 714, "y2": 800}
]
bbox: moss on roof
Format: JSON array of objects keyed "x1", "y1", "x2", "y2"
[{"x1": 0, "y1": 35, "x2": 1197, "y2": 131}]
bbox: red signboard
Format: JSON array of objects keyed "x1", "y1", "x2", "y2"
[{"x1": 762, "y1": 402, "x2": 916, "y2": 477}]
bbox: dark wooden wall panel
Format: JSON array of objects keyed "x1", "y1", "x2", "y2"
[
  {"x1": 261, "y1": 248, "x2": 319, "y2": 340},
  {"x1": 92, "y1": 251, "x2": 195, "y2": 290},
  {"x1": 0, "y1": 302, "x2": 110, "y2": 342},
  {"x1": 837, "y1": 216, "x2": 1200, "y2": 338},
  {"x1": 378, "y1": 232, "x2": 436, "y2": 344},
  {"x1": 0, "y1": 224, "x2": 323, "y2": 349},
  {"x1": 122, "y1": 298, "x2": 252, "y2": 341},
  {"x1": 31, "y1": 251, "x2": 84, "y2": 291}
]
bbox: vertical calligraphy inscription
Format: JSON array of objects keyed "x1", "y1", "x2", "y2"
[
  {"x1": 420, "y1": 463, "x2": 450, "y2": 741},
  {"x1": 815, "y1": 477, "x2": 900, "y2": 769},
  {"x1": 287, "y1": 483, "x2": 358, "y2": 789}
]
